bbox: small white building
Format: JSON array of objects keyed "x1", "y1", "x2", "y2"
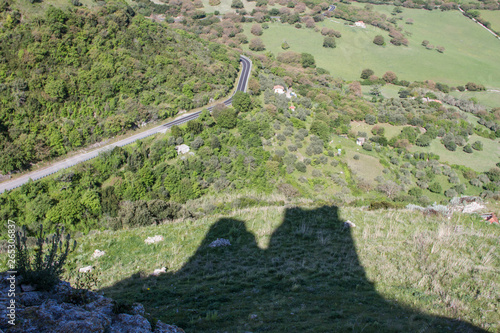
[
  {"x1": 355, "y1": 21, "x2": 366, "y2": 28},
  {"x1": 274, "y1": 85, "x2": 285, "y2": 94},
  {"x1": 176, "y1": 144, "x2": 190, "y2": 155},
  {"x1": 356, "y1": 137, "x2": 366, "y2": 146}
]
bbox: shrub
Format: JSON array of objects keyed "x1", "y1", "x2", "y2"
[
  {"x1": 373, "y1": 35, "x2": 385, "y2": 46},
  {"x1": 472, "y1": 141, "x2": 483, "y2": 151},
  {"x1": 191, "y1": 137, "x2": 204, "y2": 150},
  {"x1": 301, "y1": 53, "x2": 316, "y2": 68},
  {"x1": 416, "y1": 134, "x2": 431, "y2": 147},
  {"x1": 463, "y1": 144, "x2": 473, "y2": 153},
  {"x1": 288, "y1": 144, "x2": 297, "y2": 152},
  {"x1": 323, "y1": 37, "x2": 336, "y2": 48},
  {"x1": 353, "y1": 154, "x2": 360, "y2": 160},
  {"x1": 295, "y1": 161, "x2": 307, "y2": 172},
  {"x1": 249, "y1": 38, "x2": 265, "y2": 51},
  {"x1": 428, "y1": 182, "x2": 442, "y2": 193},
  {"x1": 312, "y1": 169, "x2": 322, "y2": 177},
  {"x1": 361, "y1": 69, "x2": 374, "y2": 80},
  {"x1": 231, "y1": 0, "x2": 244, "y2": 8},
  {"x1": 445, "y1": 189, "x2": 457, "y2": 198},
  {"x1": 444, "y1": 140, "x2": 457, "y2": 151},
  {"x1": 15, "y1": 225, "x2": 76, "y2": 290}
]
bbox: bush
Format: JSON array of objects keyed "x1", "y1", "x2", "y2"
[
  {"x1": 15, "y1": 225, "x2": 76, "y2": 290},
  {"x1": 373, "y1": 35, "x2": 385, "y2": 46},
  {"x1": 231, "y1": 0, "x2": 244, "y2": 8},
  {"x1": 353, "y1": 154, "x2": 360, "y2": 160},
  {"x1": 444, "y1": 140, "x2": 457, "y2": 151},
  {"x1": 361, "y1": 69, "x2": 374, "y2": 80},
  {"x1": 416, "y1": 134, "x2": 431, "y2": 147},
  {"x1": 312, "y1": 169, "x2": 322, "y2": 177},
  {"x1": 301, "y1": 53, "x2": 316, "y2": 68},
  {"x1": 472, "y1": 141, "x2": 483, "y2": 151},
  {"x1": 362, "y1": 142, "x2": 373, "y2": 151},
  {"x1": 295, "y1": 161, "x2": 307, "y2": 172},
  {"x1": 463, "y1": 144, "x2": 473, "y2": 153},
  {"x1": 445, "y1": 189, "x2": 457, "y2": 198},
  {"x1": 428, "y1": 182, "x2": 442, "y2": 193},
  {"x1": 249, "y1": 38, "x2": 265, "y2": 51},
  {"x1": 323, "y1": 37, "x2": 336, "y2": 48}
]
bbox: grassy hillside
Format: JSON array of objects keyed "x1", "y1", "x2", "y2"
[
  {"x1": 60, "y1": 201, "x2": 499, "y2": 332},
  {"x1": 242, "y1": 6, "x2": 500, "y2": 89},
  {"x1": 409, "y1": 134, "x2": 500, "y2": 172},
  {"x1": 0, "y1": 1, "x2": 239, "y2": 173},
  {"x1": 478, "y1": 10, "x2": 500, "y2": 33}
]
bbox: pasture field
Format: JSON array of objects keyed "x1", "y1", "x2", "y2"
[
  {"x1": 350, "y1": 121, "x2": 410, "y2": 139},
  {"x1": 449, "y1": 89, "x2": 500, "y2": 109},
  {"x1": 360, "y1": 84, "x2": 402, "y2": 99},
  {"x1": 409, "y1": 134, "x2": 500, "y2": 172},
  {"x1": 479, "y1": 10, "x2": 500, "y2": 33},
  {"x1": 243, "y1": 6, "x2": 500, "y2": 89},
  {"x1": 200, "y1": 0, "x2": 257, "y2": 14}
]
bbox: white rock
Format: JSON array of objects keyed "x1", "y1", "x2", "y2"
[
  {"x1": 92, "y1": 249, "x2": 106, "y2": 259},
  {"x1": 462, "y1": 202, "x2": 485, "y2": 214},
  {"x1": 208, "y1": 238, "x2": 231, "y2": 248},
  {"x1": 79, "y1": 266, "x2": 93, "y2": 273},
  {"x1": 145, "y1": 235, "x2": 164, "y2": 244},
  {"x1": 151, "y1": 267, "x2": 167, "y2": 276},
  {"x1": 343, "y1": 220, "x2": 356, "y2": 228}
]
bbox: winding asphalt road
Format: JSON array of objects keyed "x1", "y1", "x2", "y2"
[{"x1": 0, "y1": 55, "x2": 252, "y2": 194}]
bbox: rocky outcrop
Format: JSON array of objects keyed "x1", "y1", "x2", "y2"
[{"x1": 0, "y1": 273, "x2": 183, "y2": 333}]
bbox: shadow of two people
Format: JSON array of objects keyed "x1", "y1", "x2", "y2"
[{"x1": 103, "y1": 205, "x2": 486, "y2": 333}]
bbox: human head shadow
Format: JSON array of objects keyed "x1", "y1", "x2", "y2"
[{"x1": 101, "y1": 205, "x2": 486, "y2": 332}]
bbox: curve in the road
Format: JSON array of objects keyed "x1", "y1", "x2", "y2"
[{"x1": 0, "y1": 55, "x2": 252, "y2": 194}]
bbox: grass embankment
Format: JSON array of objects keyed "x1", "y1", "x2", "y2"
[
  {"x1": 243, "y1": 6, "x2": 500, "y2": 89},
  {"x1": 65, "y1": 202, "x2": 499, "y2": 332},
  {"x1": 478, "y1": 10, "x2": 500, "y2": 33}
]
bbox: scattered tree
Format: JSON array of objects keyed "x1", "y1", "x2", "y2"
[
  {"x1": 231, "y1": 0, "x2": 244, "y2": 8},
  {"x1": 249, "y1": 38, "x2": 265, "y2": 51},
  {"x1": 360, "y1": 68, "x2": 374, "y2": 80},
  {"x1": 382, "y1": 71, "x2": 398, "y2": 83},
  {"x1": 373, "y1": 35, "x2": 385, "y2": 46},
  {"x1": 301, "y1": 53, "x2": 316, "y2": 68},
  {"x1": 251, "y1": 24, "x2": 263, "y2": 36},
  {"x1": 323, "y1": 37, "x2": 336, "y2": 48}
]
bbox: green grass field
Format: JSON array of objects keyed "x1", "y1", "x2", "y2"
[
  {"x1": 200, "y1": 0, "x2": 257, "y2": 14},
  {"x1": 409, "y1": 134, "x2": 500, "y2": 172},
  {"x1": 243, "y1": 6, "x2": 500, "y2": 89},
  {"x1": 58, "y1": 202, "x2": 499, "y2": 332},
  {"x1": 449, "y1": 89, "x2": 500, "y2": 109},
  {"x1": 479, "y1": 10, "x2": 500, "y2": 33}
]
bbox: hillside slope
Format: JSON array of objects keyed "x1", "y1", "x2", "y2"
[
  {"x1": 66, "y1": 202, "x2": 499, "y2": 332},
  {"x1": 0, "y1": 1, "x2": 238, "y2": 173}
]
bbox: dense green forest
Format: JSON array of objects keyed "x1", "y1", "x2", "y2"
[{"x1": 0, "y1": 0, "x2": 238, "y2": 173}]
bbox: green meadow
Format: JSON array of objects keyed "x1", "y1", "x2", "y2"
[
  {"x1": 409, "y1": 134, "x2": 500, "y2": 172},
  {"x1": 243, "y1": 6, "x2": 500, "y2": 89},
  {"x1": 449, "y1": 89, "x2": 500, "y2": 109},
  {"x1": 479, "y1": 10, "x2": 500, "y2": 33}
]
